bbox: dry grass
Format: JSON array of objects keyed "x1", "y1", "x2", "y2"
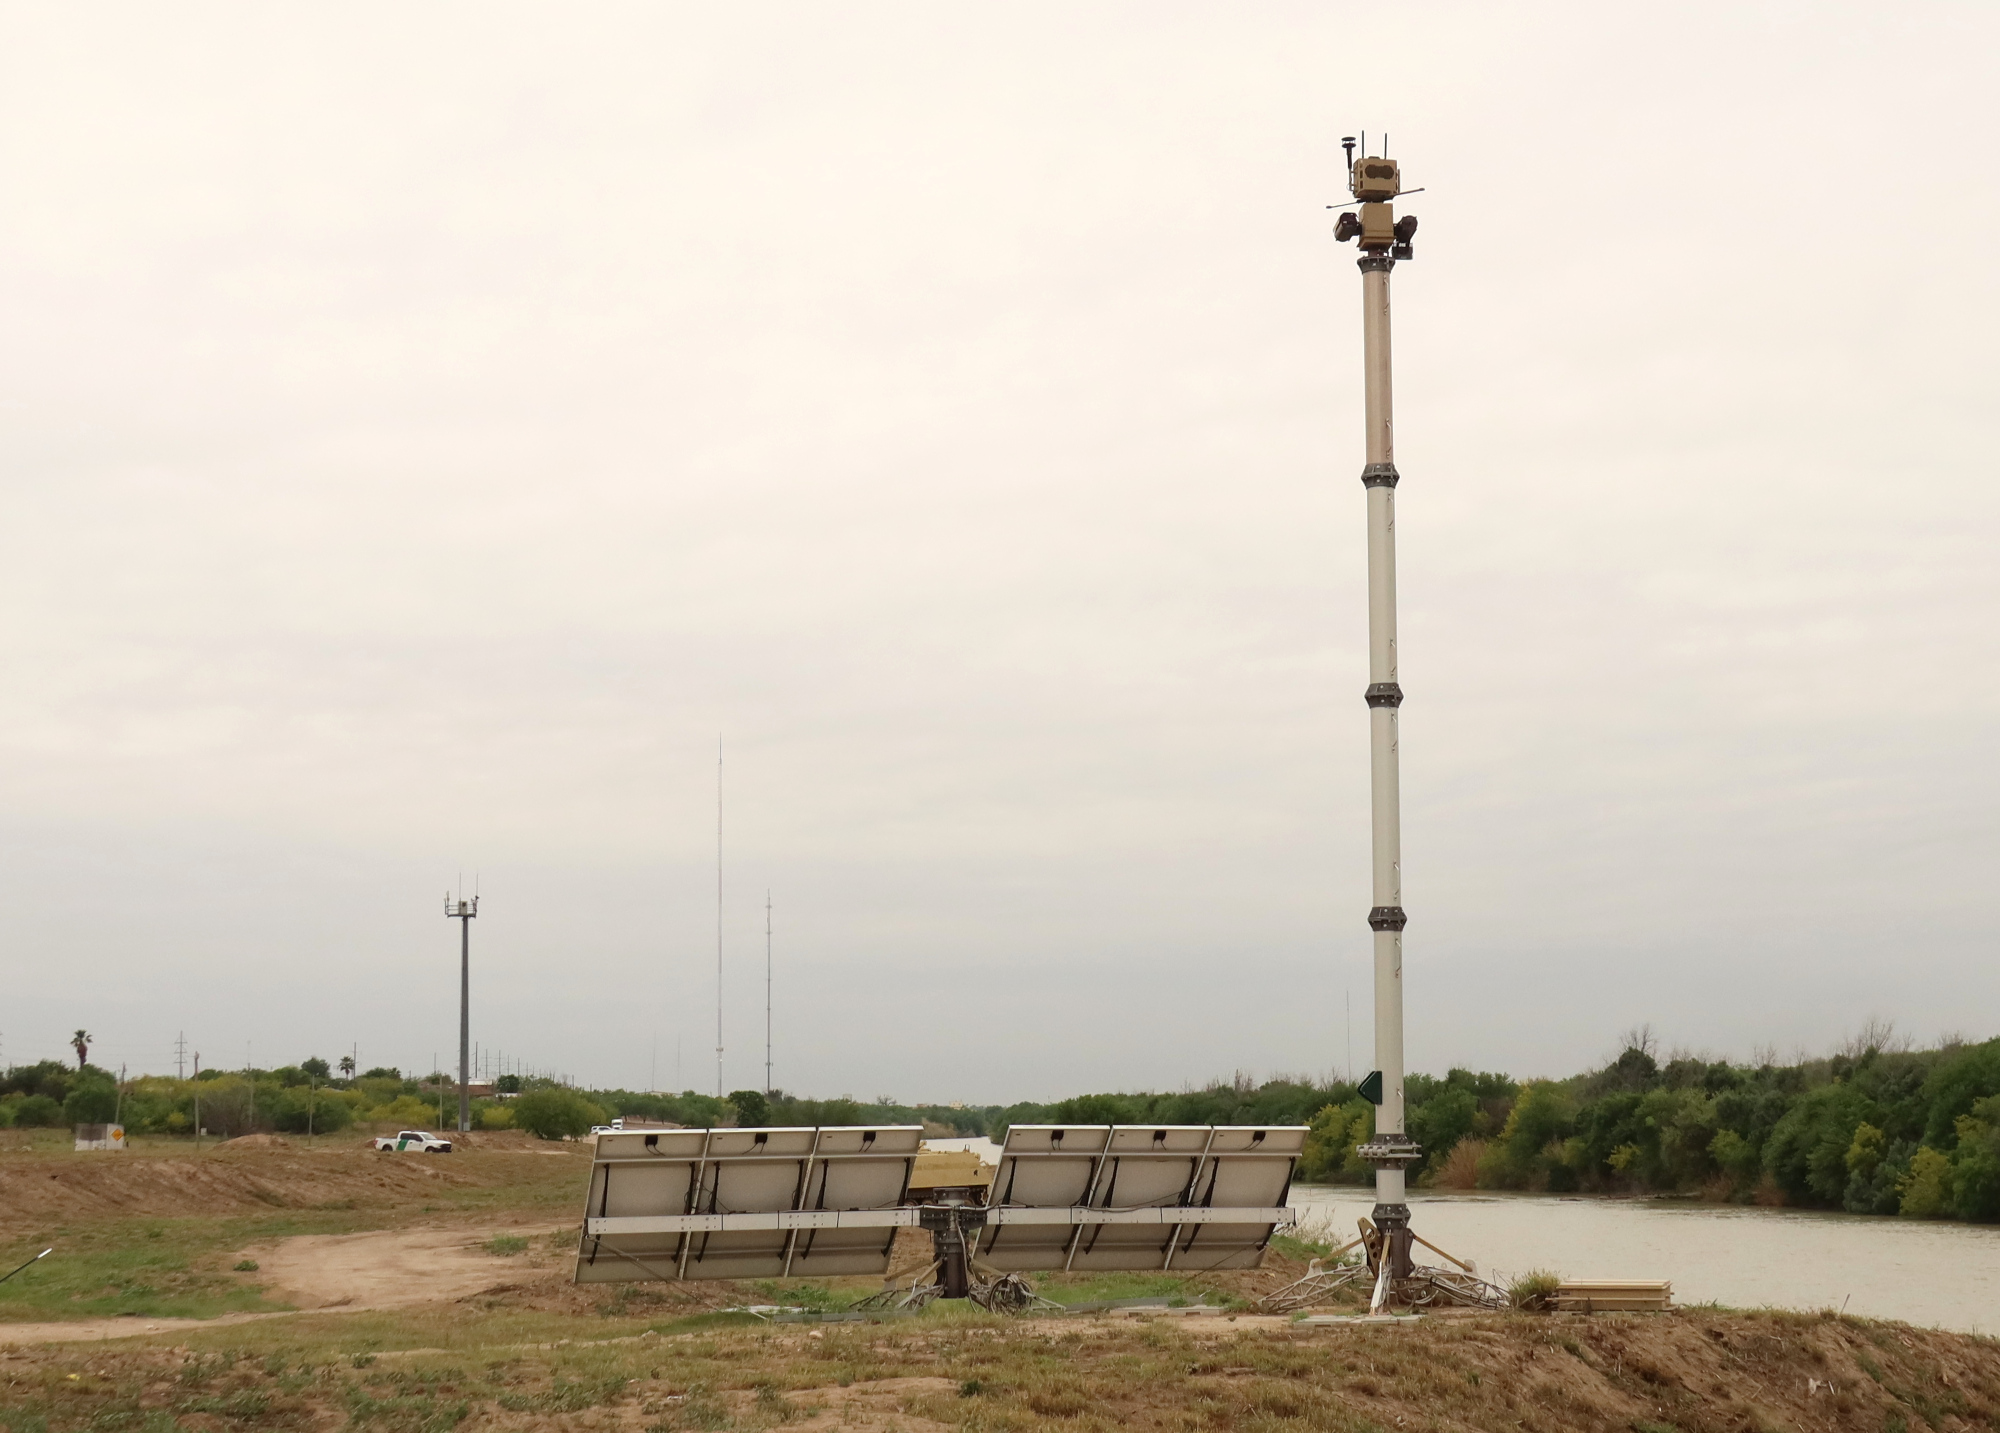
[
  {"x1": 1, "y1": 1302, "x2": 1996, "y2": 1432},
  {"x1": 1429, "y1": 1138, "x2": 1486, "y2": 1190}
]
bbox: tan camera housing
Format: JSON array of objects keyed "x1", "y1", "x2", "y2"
[
  {"x1": 1350, "y1": 157, "x2": 1402, "y2": 202},
  {"x1": 1358, "y1": 202, "x2": 1397, "y2": 249}
]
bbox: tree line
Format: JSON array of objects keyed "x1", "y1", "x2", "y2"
[
  {"x1": 14, "y1": 1031, "x2": 1997, "y2": 1224},
  {"x1": 0, "y1": 1058, "x2": 558, "y2": 1139},
  {"x1": 992, "y1": 1032, "x2": 2000, "y2": 1224}
]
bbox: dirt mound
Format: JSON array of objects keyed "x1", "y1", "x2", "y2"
[
  {"x1": 4, "y1": 1304, "x2": 1996, "y2": 1430},
  {"x1": 0, "y1": 1148, "x2": 472, "y2": 1222},
  {"x1": 215, "y1": 1134, "x2": 291, "y2": 1150},
  {"x1": 437, "y1": 1129, "x2": 543, "y2": 1151}
]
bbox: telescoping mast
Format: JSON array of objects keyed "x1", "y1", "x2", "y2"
[{"x1": 1334, "y1": 135, "x2": 1424, "y2": 1314}]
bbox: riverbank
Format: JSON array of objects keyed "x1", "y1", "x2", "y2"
[
  {"x1": 3, "y1": 1299, "x2": 1994, "y2": 1432},
  {"x1": 3, "y1": 1138, "x2": 1997, "y2": 1430}
]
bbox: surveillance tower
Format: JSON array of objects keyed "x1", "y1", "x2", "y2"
[{"x1": 1333, "y1": 135, "x2": 1422, "y2": 1313}]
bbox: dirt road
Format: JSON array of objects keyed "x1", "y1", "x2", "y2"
[{"x1": 0, "y1": 1225, "x2": 573, "y2": 1345}]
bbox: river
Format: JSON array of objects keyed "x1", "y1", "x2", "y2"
[{"x1": 925, "y1": 1138, "x2": 1998, "y2": 1332}]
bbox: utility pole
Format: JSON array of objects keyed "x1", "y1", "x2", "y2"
[
  {"x1": 764, "y1": 891, "x2": 773, "y2": 1096},
  {"x1": 445, "y1": 892, "x2": 479, "y2": 1133},
  {"x1": 1333, "y1": 132, "x2": 1423, "y2": 1313}
]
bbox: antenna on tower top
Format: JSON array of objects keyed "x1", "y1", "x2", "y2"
[{"x1": 1342, "y1": 135, "x2": 1357, "y2": 175}]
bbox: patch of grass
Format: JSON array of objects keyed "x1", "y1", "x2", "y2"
[
  {"x1": 0, "y1": 1219, "x2": 352, "y2": 1322},
  {"x1": 496, "y1": 1374, "x2": 628, "y2": 1413},
  {"x1": 1269, "y1": 1231, "x2": 1343, "y2": 1260},
  {"x1": 482, "y1": 1235, "x2": 529, "y2": 1256},
  {"x1": 344, "y1": 1384, "x2": 471, "y2": 1432},
  {"x1": 173, "y1": 1389, "x2": 272, "y2": 1418},
  {"x1": 675, "y1": 1385, "x2": 732, "y2": 1429},
  {"x1": 744, "y1": 1280, "x2": 858, "y2": 1313},
  {"x1": 1508, "y1": 1268, "x2": 1562, "y2": 1310},
  {"x1": 1029, "y1": 1271, "x2": 1217, "y2": 1306}
]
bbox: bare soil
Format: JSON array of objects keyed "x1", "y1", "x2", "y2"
[
  {"x1": 236, "y1": 1225, "x2": 572, "y2": 1312},
  {"x1": 0, "y1": 1134, "x2": 587, "y2": 1221}
]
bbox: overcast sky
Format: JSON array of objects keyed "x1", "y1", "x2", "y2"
[{"x1": 1, "y1": 3, "x2": 1994, "y2": 1103}]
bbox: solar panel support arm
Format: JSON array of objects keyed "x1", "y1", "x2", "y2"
[{"x1": 1161, "y1": 1126, "x2": 1222, "y2": 1272}]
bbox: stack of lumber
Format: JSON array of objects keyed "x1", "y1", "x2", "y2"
[{"x1": 1552, "y1": 1279, "x2": 1673, "y2": 1312}]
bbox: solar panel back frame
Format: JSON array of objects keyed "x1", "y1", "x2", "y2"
[
  {"x1": 574, "y1": 1125, "x2": 924, "y2": 1284},
  {"x1": 978, "y1": 1124, "x2": 1305, "y2": 1274}
]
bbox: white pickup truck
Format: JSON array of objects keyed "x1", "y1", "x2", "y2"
[{"x1": 373, "y1": 1130, "x2": 453, "y2": 1153}]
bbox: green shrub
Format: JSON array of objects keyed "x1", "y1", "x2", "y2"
[
  {"x1": 14, "y1": 1094, "x2": 63, "y2": 1127},
  {"x1": 1298, "y1": 1100, "x2": 1371, "y2": 1184},
  {"x1": 514, "y1": 1088, "x2": 606, "y2": 1140},
  {"x1": 1709, "y1": 1127, "x2": 1759, "y2": 1181},
  {"x1": 1898, "y1": 1147, "x2": 1952, "y2": 1217},
  {"x1": 728, "y1": 1090, "x2": 770, "y2": 1127},
  {"x1": 1481, "y1": 1082, "x2": 1578, "y2": 1189},
  {"x1": 270, "y1": 1085, "x2": 353, "y2": 1134},
  {"x1": 478, "y1": 1105, "x2": 515, "y2": 1130},
  {"x1": 366, "y1": 1094, "x2": 442, "y2": 1127},
  {"x1": 1408, "y1": 1087, "x2": 1479, "y2": 1175},
  {"x1": 1948, "y1": 1097, "x2": 2000, "y2": 1221},
  {"x1": 1765, "y1": 1081, "x2": 1883, "y2": 1205},
  {"x1": 62, "y1": 1081, "x2": 118, "y2": 1124},
  {"x1": 1, "y1": 1059, "x2": 74, "y2": 1103}
]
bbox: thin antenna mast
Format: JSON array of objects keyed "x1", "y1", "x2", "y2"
[
  {"x1": 716, "y1": 737, "x2": 724, "y2": 1100},
  {"x1": 444, "y1": 889, "x2": 478, "y2": 1133},
  {"x1": 764, "y1": 891, "x2": 773, "y2": 1096}
]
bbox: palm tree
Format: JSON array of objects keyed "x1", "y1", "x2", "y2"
[
  {"x1": 71, "y1": 1029, "x2": 92, "y2": 1070},
  {"x1": 338, "y1": 1054, "x2": 356, "y2": 1080}
]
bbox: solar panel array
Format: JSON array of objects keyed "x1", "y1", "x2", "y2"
[
  {"x1": 979, "y1": 1125, "x2": 1304, "y2": 1273},
  {"x1": 572, "y1": 1122, "x2": 1303, "y2": 1285},
  {"x1": 574, "y1": 1126, "x2": 922, "y2": 1284}
]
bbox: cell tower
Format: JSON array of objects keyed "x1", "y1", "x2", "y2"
[{"x1": 1333, "y1": 133, "x2": 1423, "y2": 1313}]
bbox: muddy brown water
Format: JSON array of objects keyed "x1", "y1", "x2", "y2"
[
  {"x1": 1298, "y1": 1188, "x2": 1999, "y2": 1335},
  {"x1": 928, "y1": 1139, "x2": 1999, "y2": 1333}
]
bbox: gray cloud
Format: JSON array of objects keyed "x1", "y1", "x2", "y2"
[{"x1": 0, "y1": 3, "x2": 1994, "y2": 1099}]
